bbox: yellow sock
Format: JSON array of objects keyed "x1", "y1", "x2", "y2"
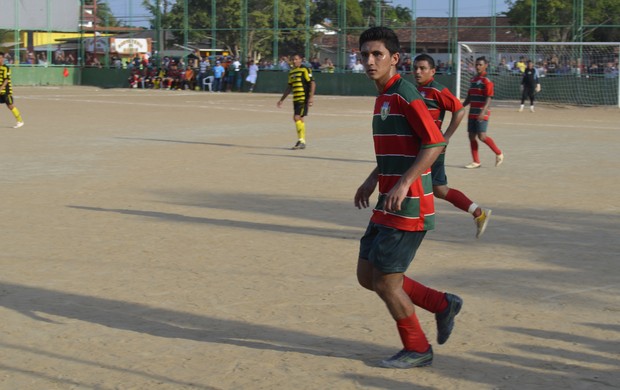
[
  {"x1": 11, "y1": 107, "x2": 22, "y2": 122},
  {"x1": 295, "y1": 120, "x2": 306, "y2": 143}
]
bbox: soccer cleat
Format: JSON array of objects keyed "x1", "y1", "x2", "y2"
[
  {"x1": 291, "y1": 141, "x2": 306, "y2": 150},
  {"x1": 465, "y1": 162, "x2": 481, "y2": 169},
  {"x1": 475, "y1": 209, "x2": 492, "y2": 239},
  {"x1": 380, "y1": 346, "x2": 433, "y2": 369},
  {"x1": 436, "y1": 293, "x2": 463, "y2": 345},
  {"x1": 530, "y1": 105, "x2": 535, "y2": 112},
  {"x1": 13, "y1": 121, "x2": 24, "y2": 129},
  {"x1": 518, "y1": 105, "x2": 524, "y2": 112},
  {"x1": 495, "y1": 153, "x2": 504, "y2": 167}
]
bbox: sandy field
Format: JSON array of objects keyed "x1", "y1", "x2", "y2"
[{"x1": 0, "y1": 86, "x2": 618, "y2": 390}]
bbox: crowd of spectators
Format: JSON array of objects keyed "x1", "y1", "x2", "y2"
[{"x1": 462, "y1": 54, "x2": 619, "y2": 78}]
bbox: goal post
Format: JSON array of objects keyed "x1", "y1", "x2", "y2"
[{"x1": 456, "y1": 42, "x2": 620, "y2": 107}]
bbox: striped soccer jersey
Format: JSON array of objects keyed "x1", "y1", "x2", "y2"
[
  {"x1": 287, "y1": 65, "x2": 313, "y2": 103},
  {"x1": 417, "y1": 78, "x2": 463, "y2": 131},
  {"x1": 370, "y1": 74, "x2": 446, "y2": 232},
  {"x1": 466, "y1": 72, "x2": 494, "y2": 120},
  {"x1": 0, "y1": 64, "x2": 13, "y2": 95}
]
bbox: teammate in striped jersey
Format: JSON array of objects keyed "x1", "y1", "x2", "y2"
[
  {"x1": 277, "y1": 54, "x2": 316, "y2": 150},
  {"x1": 354, "y1": 27, "x2": 462, "y2": 369},
  {"x1": 413, "y1": 54, "x2": 491, "y2": 238},
  {"x1": 462, "y1": 56, "x2": 503, "y2": 169},
  {"x1": 0, "y1": 52, "x2": 24, "y2": 128}
]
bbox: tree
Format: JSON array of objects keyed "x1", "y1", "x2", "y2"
[
  {"x1": 141, "y1": 0, "x2": 318, "y2": 61},
  {"x1": 91, "y1": 1, "x2": 122, "y2": 27},
  {"x1": 505, "y1": 0, "x2": 620, "y2": 42}
]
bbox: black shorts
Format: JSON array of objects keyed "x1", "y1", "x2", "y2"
[
  {"x1": 358, "y1": 222, "x2": 426, "y2": 274},
  {"x1": 0, "y1": 93, "x2": 14, "y2": 106},
  {"x1": 293, "y1": 101, "x2": 309, "y2": 117}
]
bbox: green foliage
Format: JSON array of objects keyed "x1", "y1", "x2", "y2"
[{"x1": 505, "y1": 0, "x2": 620, "y2": 42}]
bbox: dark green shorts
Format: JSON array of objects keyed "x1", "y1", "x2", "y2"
[
  {"x1": 358, "y1": 222, "x2": 427, "y2": 274},
  {"x1": 468, "y1": 118, "x2": 489, "y2": 133},
  {"x1": 431, "y1": 152, "x2": 447, "y2": 186}
]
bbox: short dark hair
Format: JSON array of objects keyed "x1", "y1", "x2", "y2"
[
  {"x1": 359, "y1": 26, "x2": 400, "y2": 55},
  {"x1": 0, "y1": 51, "x2": 4, "y2": 56},
  {"x1": 413, "y1": 53, "x2": 435, "y2": 69},
  {"x1": 476, "y1": 56, "x2": 488, "y2": 64}
]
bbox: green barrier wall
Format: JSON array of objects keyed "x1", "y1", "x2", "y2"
[
  {"x1": 11, "y1": 67, "x2": 618, "y2": 105},
  {"x1": 11, "y1": 66, "x2": 80, "y2": 86}
]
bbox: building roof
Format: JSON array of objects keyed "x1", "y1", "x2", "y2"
[{"x1": 315, "y1": 16, "x2": 528, "y2": 50}]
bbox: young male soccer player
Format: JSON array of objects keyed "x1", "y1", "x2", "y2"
[
  {"x1": 0, "y1": 52, "x2": 24, "y2": 128},
  {"x1": 277, "y1": 54, "x2": 316, "y2": 150},
  {"x1": 519, "y1": 60, "x2": 541, "y2": 112},
  {"x1": 354, "y1": 27, "x2": 463, "y2": 369},
  {"x1": 462, "y1": 57, "x2": 503, "y2": 169},
  {"x1": 413, "y1": 54, "x2": 491, "y2": 238}
]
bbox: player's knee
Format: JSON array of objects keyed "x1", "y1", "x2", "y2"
[{"x1": 433, "y1": 186, "x2": 448, "y2": 199}]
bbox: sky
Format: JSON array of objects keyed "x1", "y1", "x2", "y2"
[{"x1": 106, "y1": 0, "x2": 510, "y2": 28}]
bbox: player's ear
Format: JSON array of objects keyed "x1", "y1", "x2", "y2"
[{"x1": 391, "y1": 52, "x2": 400, "y2": 67}]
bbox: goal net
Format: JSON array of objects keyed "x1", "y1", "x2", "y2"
[{"x1": 456, "y1": 42, "x2": 620, "y2": 107}]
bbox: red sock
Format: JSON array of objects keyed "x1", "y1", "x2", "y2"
[
  {"x1": 483, "y1": 136, "x2": 502, "y2": 155},
  {"x1": 470, "y1": 139, "x2": 480, "y2": 163},
  {"x1": 445, "y1": 189, "x2": 474, "y2": 213},
  {"x1": 396, "y1": 312, "x2": 430, "y2": 352},
  {"x1": 402, "y1": 276, "x2": 448, "y2": 313}
]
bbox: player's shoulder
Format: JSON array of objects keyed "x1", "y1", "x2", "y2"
[{"x1": 392, "y1": 77, "x2": 425, "y2": 104}]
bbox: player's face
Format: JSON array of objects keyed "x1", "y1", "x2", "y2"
[
  {"x1": 413, "y1": 60, "x2": 436, "y2": 85},
  {"x1": 292, "y1": 55, "x2": 302, "y2": 68},
  {"x1": 360, "y1": 41, "x2": 399, "y2": 85},
  {"x1": 475, "y1": 60, "x2": 487, "y2": 75}
]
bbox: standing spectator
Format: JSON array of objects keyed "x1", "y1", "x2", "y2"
[
  {"x1": 348, "y1": 50, "x2": 358, "y2": 70},
  {"x1": 413, "y1": 53, "x2": 491, "y2": 238},
  {"x1": 0, "y1": 52, "x2": 25, "y2": 128},
  {"x1": 276, "y1": 54, "x2": 316, "y2": 150},
  {"x1": 462, "y1": 56, "x2": 504, "y2": 169},
  {"x1": 355, "y1": 27, "x2": 461, "y2": 369},
  {"x1": 197, "y1": 56, "x2": 209, "y2": 90},
  {"x1": 245, "y1": 60, "x2": 259, "y2": 92},
  {"x1": 212, "y1": 60, "x2": 225, "y2": 92},
  {"x1": 54, "y1": 45, "x2": 65, "y2": 65},
  {"x1": 519, "y1": 60, "x2": 540, "y2": 112},
  {"x1": 231, "y1": 57, "x2": 242, "y2": 91}
]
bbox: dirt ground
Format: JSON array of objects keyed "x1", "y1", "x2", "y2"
[{"x1": 1, "y1": 86, "x2": 618, "y2": 390}]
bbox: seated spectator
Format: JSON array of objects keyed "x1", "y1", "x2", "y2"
[
  {"x1": 321, "y1": 58, "x2": 335, "y2": 73},
  {"x1": 182, "y1": 66, "x2": 196, "y2": 90},
  {"x1": 310, "y1": 57, "x2": 321, "y2": 71}
]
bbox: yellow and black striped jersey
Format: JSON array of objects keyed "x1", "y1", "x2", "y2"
[
  {"x1": 0, "y1": 64, "x2": 13, "y2": 95},
  {"x1": 287, "y1": 66, "x2": 313, "y2": 102}
]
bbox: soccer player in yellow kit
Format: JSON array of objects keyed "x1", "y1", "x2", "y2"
[
  {"x1": 277, "y1": 54, "x2": 316, "y2": 150},
  {"x1": 0, "y1": 52, "x2": 24, "y2": 128}
]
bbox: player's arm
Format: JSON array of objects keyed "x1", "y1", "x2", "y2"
[
  {"x1": 384, "y1": 100, "x2": 445, "y2": 213},
  {"x1": 277, "y1": 84, "x2": 291, "y2": 108},
  {"x1": 384, "y1": 146, "x2": 442, "y2": 213},
  {"x1": 308, "y1": 79, "x2": 316, "y2": 106},
  {"x1": 438, "y1": 89, "x2": 465, "y2": 143},
  {"x1": 442, "y1": 108, "x2": 465, "y2": 143},
  {"x1": 477, "y1": 96, "x2": 492, "y2": 121},
  {"x1": 355, "y1": 166, "x2": 379, "y2": 209}
]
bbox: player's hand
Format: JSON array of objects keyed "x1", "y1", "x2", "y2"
[
  {"x1": 477, "y1": 113, "x2": 485, "y2": 122},
  {"x1": 535, "y1": 84, "x2": 541, "y2": 93},
  {"x1": 308, "y1": 97, "x2": 314, "y2": 106},
  {"x1": 277, "y1": 100, "x2": 283, "y2": 108},
  {"x1": 354, "y1": 177, "x2": 377, "y2": 209},
  {"x1": 382, "y1": 182, "x2": 408, "y2": 213}
]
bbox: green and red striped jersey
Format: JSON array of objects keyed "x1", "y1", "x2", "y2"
[
  {"x1": 466, "y1": 72, "x2": 494, "y2": 120},
  {"x1": 417, "y1": 78, "x2": 463, "y2": 131},
  {"x1": 370, "y1": 74, "x2": 446, "y2": 232}
]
